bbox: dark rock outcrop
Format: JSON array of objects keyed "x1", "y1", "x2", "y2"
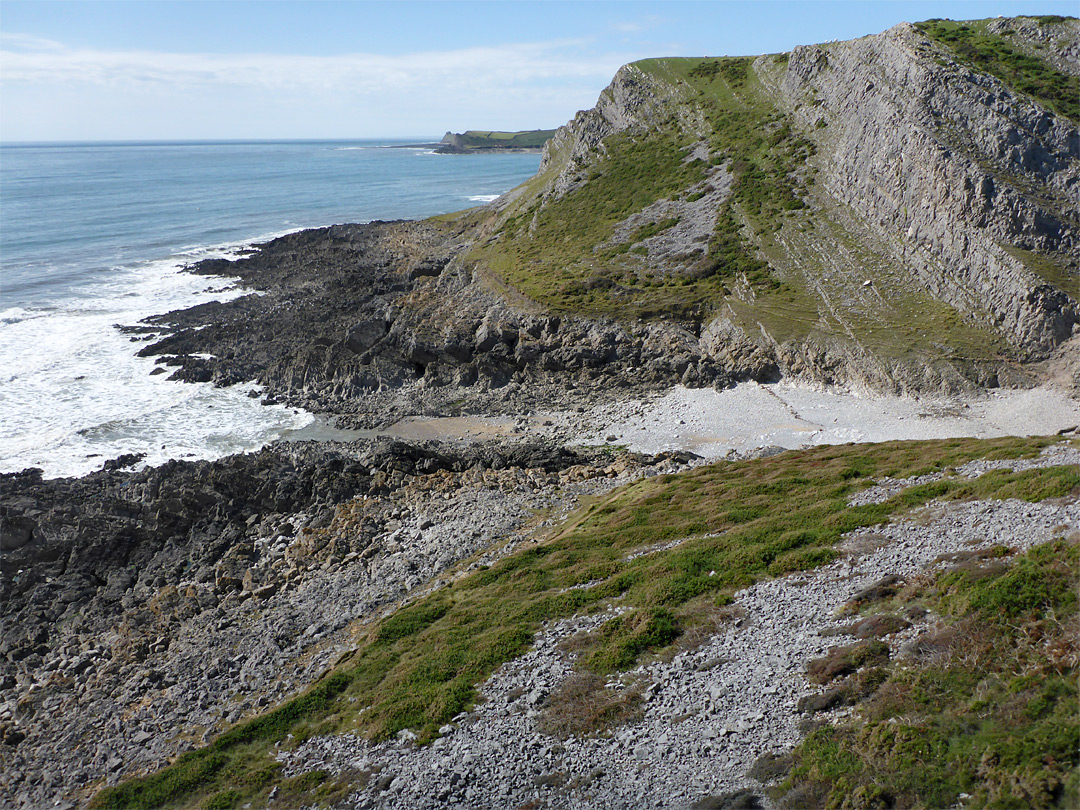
[
  {"x1": 1, "y1": 437, "x2": 652, "y2": 807},
  {"x1": 136, "y1": 221, "x2": 739, "y2": 423}
]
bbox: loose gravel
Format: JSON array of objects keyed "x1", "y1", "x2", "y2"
[
  {"x1": 277, "y1": 447, "x2": 1079, "y2": 809},
  {"x1": 574, "y1": 383, "x2": 1080, "y2": 460}
]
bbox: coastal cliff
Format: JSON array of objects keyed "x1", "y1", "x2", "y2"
[
  {"x1": 126, "y1": 17, "x2": 1078, "y2": 412},
  {"x1": 482, "y1": 17, "x2": 1078, "y2": 389},
  {"x1": 436, "y1": 129, "x2": 557, "y2": 154},
  {"x1": 2, "y1": 16, "x2": 1078, "y2": 810}
]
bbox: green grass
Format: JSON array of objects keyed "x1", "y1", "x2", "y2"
[
  {"x1": 475, "y1": 122, "x2": 717, "y2": 319},
  {"x1": 91, "y1": 436, "x2": 1076, "y2": 809},
  {"x1": 778, "y1": 535, "x2": 1080, "y2": 809},
  {"x1": 915, "y1": 18, "x2": 1079, "y2": 120},
  {"x1": 1000, "y1": 244, "x2": 1080, "y2": 297},
  {"x1": 453, "y1": 129, "x2": 558, "y2": 149},
  {"x1": 633, "y1": 57, "x2": 815, "y2": 294},
  {"x1": 679, "y1": 57, "x2": 814, "y2": 294},
  {"x1": 470, "y1": 54, "x2": 810, "y2": 321}
]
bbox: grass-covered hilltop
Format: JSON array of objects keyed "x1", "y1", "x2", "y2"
[
  {"x1": 457, "y1": 14, "x2": 1078, "y2": 389},
  {"x1": 3, "y1": 15, "x2": 1079, "y2": 810},
  {"x1": 437, "y1": 129, "x2": 558, "y2": 153}
]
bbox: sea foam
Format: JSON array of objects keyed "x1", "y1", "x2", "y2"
[
  {"x1": 1, "y1": 140, "x2": 543, "y2": 478},
  {"x1": 0, "y1": 251, "x2": 313, "y2": 479}
]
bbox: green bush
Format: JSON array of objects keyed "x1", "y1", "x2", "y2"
[
  {"x1": 915, "y1": 19, "x2": 1078, "y2": 119},
  {"x1": 780, "y1": 535, "x2": 1080, "y2": 809}
]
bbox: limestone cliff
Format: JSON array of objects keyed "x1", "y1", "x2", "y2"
[
  {"x1": 777, "y1": 20, "x2": 1077, "y2": 354},
  {"x1": 481, "y1": 15, "x2": 1079, "y2": 393},
  {"x1": 6, "y1": 17, "x2": 1080, "y2": 810}
]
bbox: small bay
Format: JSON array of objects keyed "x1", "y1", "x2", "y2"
[{"x1": 0, "y1": 140, "x2": 542, "y2": 477}]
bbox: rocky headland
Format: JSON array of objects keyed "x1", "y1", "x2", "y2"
[
  {"x1": 1, "y1": 15, "x2": 1078, "y2": 810},
  {"x1": 436, "y1": 130, "x2": 557, "y2": 154}
]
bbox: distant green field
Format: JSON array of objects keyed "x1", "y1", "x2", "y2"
[{"x1": 443, "y1": 129, "x2": 557, "y2": 149}]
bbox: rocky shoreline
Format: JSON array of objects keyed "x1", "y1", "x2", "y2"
[
  {"x1": 3, "y1": 15, "x2": 1078, "y2": 806},
  {"x1": 124, "y1": 219, "x2": 745, "y2": 430},
  {"x1": 1, "y1": 215, "x2": 1077, "y2": 809},
  {"x1": 1, "y1": 214, "x2": 1076, "y2": 809}
]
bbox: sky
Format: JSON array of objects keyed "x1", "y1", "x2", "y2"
[{"x1": 1, "y1": 0, "x2": 1075, "y2": 142}]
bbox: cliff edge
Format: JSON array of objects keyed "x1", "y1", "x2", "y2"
[{"x1": 472, "y1": 15, "x2": 1078, "y2": 393}]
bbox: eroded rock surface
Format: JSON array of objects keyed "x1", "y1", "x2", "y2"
[
  {"x1": 0, "y1": 439, "x2": 699, "y2": 807},
  {"x1": 3, "y1": 15, "x2": 1078, "y2": 810},
  {"x1": 274, "y1": 449, "x2": 1080, "y2": 809}
]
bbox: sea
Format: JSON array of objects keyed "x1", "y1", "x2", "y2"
[{"x1": 0, "y1": 140, "x2": 543, "y2": 479}]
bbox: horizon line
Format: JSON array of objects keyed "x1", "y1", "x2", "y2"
[{"x1": 0, "y1": 137, "x2": 449, "y2": 147}]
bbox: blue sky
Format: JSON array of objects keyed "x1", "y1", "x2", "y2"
[{"x1": 2, "y1": 0, "x2": 1075, "y2": 141}]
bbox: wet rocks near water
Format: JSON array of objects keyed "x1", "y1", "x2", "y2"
[
  {"x1": 133, "y1": 220, "x2": 744, "y2": 430},
  {"x1": 0, "y1": 437, "x2": 691, "y2": 808}
]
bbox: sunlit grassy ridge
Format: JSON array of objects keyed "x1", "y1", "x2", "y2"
[
  {"x1": 778, "y1": 536, "x2": 1079, "y2": 809},
  {"x1": 470, "y1": 54, "x2": 803, "y2": 322},
  {"x1": 464, "y1": 50, "x2": 1016, "y2": 369},
  {"x1": 92, "y1": 436, "x2": 1077, "y2": 810},
  {"x1": 449, "y1": 130, "x2": 558, "y2": 149},
  {"x1": 915, "y1": 17, "x2": 1079, "y2": 121}
]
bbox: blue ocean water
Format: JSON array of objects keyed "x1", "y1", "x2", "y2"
[{"x1": 0, "y1": 140, "x2": 542, "y2": 477}]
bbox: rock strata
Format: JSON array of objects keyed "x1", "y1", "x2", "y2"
[
  {"x1": 133, "y1": 220, "x2": 742, "y2": 425},
  {"x1": 778, "y1": 22, "x2": 1079, "y2": 354},
  {"x1": 4, "y1": 16, "x2": 1079, "y2": 810}
]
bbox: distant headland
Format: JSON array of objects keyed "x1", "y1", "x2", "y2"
[{"x1": 435, "y1": 128, "x2": 557, "y2": 154}]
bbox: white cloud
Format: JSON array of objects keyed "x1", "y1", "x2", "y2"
[
  {"x1": 0, "y1": 33, "x2": 637, "y2": 139},
  {"x1": 0, "y1": 32, "x2": 67, "y2": 52},
  {"x1": 0, "y1": 37, "x2": 627, "y2": 94}
]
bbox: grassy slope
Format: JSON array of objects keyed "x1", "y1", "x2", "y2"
[
  {"x1": 92, "y1": 436, "x2": 1078, "y2": 810},
  {"x1": 778, "y1": 537, "x2": 1079, "y2": 809},
  {"x1": 468, "y1": 55, "x2": 813, "y2": 322},
  {"x1": 914, "y1": 17, "x2": 1079, "y2": 121},
  {"x1": 467, "y1": 50, "x2": 1013, "y2": 368}
]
